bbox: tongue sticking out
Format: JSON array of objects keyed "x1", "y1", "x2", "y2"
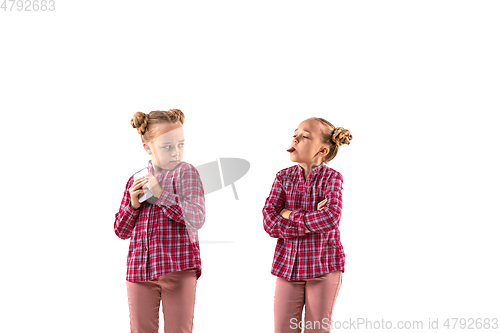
[{"x1": 287, "y1": 147, "x2": 296, "y2": 153}]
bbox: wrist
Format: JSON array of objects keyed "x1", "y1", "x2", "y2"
[{"x1": 151, "y1": 183, "x2": 163, "y2": 198}]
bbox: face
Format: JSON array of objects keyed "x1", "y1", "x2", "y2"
[
  {"x1": 288, "y1": 119, "x2": 328, "y2": 165},
  {"x1": 144, "y1": 122, "x2": 185, "y2": 170}
]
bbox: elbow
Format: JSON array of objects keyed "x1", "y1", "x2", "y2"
[
  {"x1": 178, "y1": 201, "x2": 205, "y2": 229},
  {"x1": 263, "y1": 222, "x2": 279, "y2": 238},
  {"x1": 329, "y1": 216, "x2": 341, "y2": 230},
  {"x1": 265, "y1": 229, "x2": 279, "y2": 238},
  {"x1": 190, "y1": 214, "x2": 205, "y2": 230},
  {"x1": 321, "y1": 210, "x2": 341, "y2": 231},
  {"x1": 262, "y1": 206, "x2": 279, "y2": 216},
  {"x1": 263, "y1": 227, "x2": 274, "y2": 237},
  {"x1": 307, "y1": 211, "x2": 341, "y2": 233},
  {"x1": 331, "y1": 208, "x2": 342, "y2": 227},
  {"x1": 114, "y1": 220, "x2": 132, "y2": 240},
  {"x1": 114, "y1": 227, "x2": 131, "y2": 240},
  {"x1": 326, "y1": 213, "x2": 342, "y2": 231},
  {"x1": 184, "y1": 207, "x2": 205, "y2": 230}
]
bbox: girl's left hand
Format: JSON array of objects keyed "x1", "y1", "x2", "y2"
[
  {"x1": 280, "y1": 208, "x2": 292, "y2": 219},
  {"x1": 143, "y1": 173, "x2": 163, "y2": 197}
]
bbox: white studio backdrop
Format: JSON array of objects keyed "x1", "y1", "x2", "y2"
[{"x1": 1, "y1": 1, "x2": 499, "y2": 332}]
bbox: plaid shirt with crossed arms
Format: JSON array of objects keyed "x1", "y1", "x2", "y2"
[{"x1": 263, "y1": 163, "x2": 345, "y2": 281}]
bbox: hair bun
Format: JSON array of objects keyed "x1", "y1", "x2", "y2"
[
  {"x1": 332, "y1": 127, "x2": 352, "y2": 146},
  {"x1": 168, "y1": 109, "x2": 185, "y2": 125},
  {"x1": 130, "y1": 112, "x2": 149, "y2": 135}
]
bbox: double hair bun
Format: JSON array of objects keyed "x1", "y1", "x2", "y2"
[{"x1": 131, "y1": 109, "x2": 185, "y2": 136}]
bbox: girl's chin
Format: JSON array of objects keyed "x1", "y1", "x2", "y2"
[
  {"x1": 167, "y1": 161, "x2": 181, "y2": 167},
  {"x1": 290, "y1": 157, "x2": 309, "y2": 164},
  {"x1": 156, "y1": 161, "x2": 181, "y2": 170}
]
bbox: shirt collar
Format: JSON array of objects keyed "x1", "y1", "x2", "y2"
[
  {"x1": 296, "y1": 163, "x2": 325, "y2": 178},
  {"x1": 147, "y1": 159, "x2": 184, "y2": 174}
]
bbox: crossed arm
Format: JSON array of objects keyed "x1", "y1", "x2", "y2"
[
  {"x1": 279, "y1": 197, "x2": 328, "y2": 233},
  {"x1": 152, "y1": 166, "x2": 205, "y2": 231},
  {"x1": 263, "y1": 173, "x2": 343, "y2": 238}
]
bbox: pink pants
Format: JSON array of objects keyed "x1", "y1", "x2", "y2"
[
  {"x1": 126, "y1": 268, "x2": 197, "y2": 333},
  {"x1": 274, "y1": 270, "x2": 343, "y2": 333}
]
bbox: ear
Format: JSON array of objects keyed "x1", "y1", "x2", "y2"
[{"x1": 143, "y1": 143, "x2": 152, "y2": 155}]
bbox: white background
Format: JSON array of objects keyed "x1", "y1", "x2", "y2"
[{"x1": 1, "y1": 1, "x2": 499, "y2": 332}]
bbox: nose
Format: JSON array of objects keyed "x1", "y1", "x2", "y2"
[{"x1": 172, "y1": 146, "x2": 180, "y2": 157}]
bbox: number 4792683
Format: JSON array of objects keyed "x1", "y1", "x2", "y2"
[{"x1": 1, "y1": 0, "x2": 55, "y2": 11}]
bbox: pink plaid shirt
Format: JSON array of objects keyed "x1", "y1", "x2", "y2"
[
  {"x1": 114, "y1": 160, "x2": 205, "y2": 282},
  {"x1": 263, "y1": 163, "x2": 345, "y2": 281}
]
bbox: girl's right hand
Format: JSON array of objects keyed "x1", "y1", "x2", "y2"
[
  {"x1": 317, "y1": 198, "x2": 327, "y2": 211},
  {"x1": 304, "y1": 198, "x2": 327, "y2": 234},
  {"x1": 129, "y1": 177, "x2": 147, "y2": 210}
]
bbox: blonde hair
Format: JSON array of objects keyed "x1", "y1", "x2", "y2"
[
  {"x1": 310, "y1": 117, "x2": 352, "y2": 164},
  {"x1": 130, "y1": 109, "x2": 185, "y2": 143}
]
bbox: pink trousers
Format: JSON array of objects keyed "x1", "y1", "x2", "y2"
[
  {"x1": 274, "y1": 270, "x2": 343, "y2": 333},
  {"x1": 126, "y1": 268, "x2": 197, "y2": 333}
]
